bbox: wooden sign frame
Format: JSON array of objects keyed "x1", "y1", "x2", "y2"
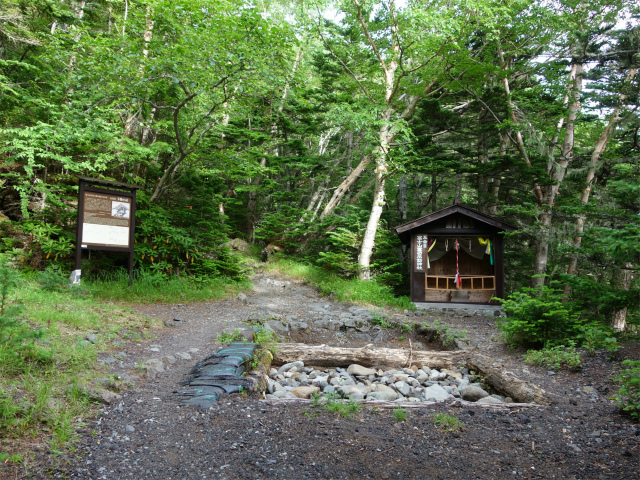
[{"x1": 74, "y1": 177, "x2": 141, "y2": 285}]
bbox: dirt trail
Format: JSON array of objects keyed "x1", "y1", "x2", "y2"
[{"x1": 19, "y1": 275, "x2": 640, "y2": 479}]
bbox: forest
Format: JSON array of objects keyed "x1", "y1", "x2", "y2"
[{"x1": 1, "y1": 0, "x2": 639, "y2": 332}]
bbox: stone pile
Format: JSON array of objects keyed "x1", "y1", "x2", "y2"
[{"x1": 266, "y1": 361, "x2": 512, "y2": 405}]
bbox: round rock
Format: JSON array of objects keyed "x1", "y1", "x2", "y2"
[{"x1": 460, "y1": 385, "x2": 489, "y2": 402}]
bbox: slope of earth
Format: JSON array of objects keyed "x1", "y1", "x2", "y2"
[{"x1": 9, "y1": 274, "x2": 640, "y2": 479}]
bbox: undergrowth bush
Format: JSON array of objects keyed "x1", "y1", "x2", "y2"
[
  {"x1": 578, "y1": 327, "x2": 620, "y2": 356},
  {"x1": 524, "y1": 342, "x2": 582, "y2": 370},
  {"x1": 497, "y1": 280, "x2": 583, "y2": 348},
  {"x1": 612, "y1": 360, "x2": 640, "y2": 420}
]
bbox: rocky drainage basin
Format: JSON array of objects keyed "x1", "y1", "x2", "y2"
[
  {"x1": 266, "y1": 361, "x2": 506, "y2": 405},
  {"x1": 176, "y1": 292, "x2": 548, "y2": 409}
]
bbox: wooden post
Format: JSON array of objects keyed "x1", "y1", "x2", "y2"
[
  {"x1": 128, "y1": 188, "x2": 137, "y2": 286},
  {"x1": 73, "y1": 179, "x2": 86, "y2": 284},
  {"x1": 494, "y1": 234, "x2": 505, "y2": 299}
]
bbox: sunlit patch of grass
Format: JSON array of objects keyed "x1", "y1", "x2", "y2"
[
  {"x1": 86, "y1": 268, "x2": 250, "y2": 303},
  {"x1": 263, "y1": 256, "x2": 414, "y2": 311},
  {"x1": 324, "y1": 396, "x2": 362, "y2": 418}
]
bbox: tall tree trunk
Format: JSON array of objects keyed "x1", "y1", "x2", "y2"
[
  {"x1": 431, "y1": 173, "x2": 438, "y2": 212},
  {"x1": 358, "y1": 111, "x2": 393, "y2": 280},
  {"x1": 398, "y1": 175, "x2": 408, "y2": 221},
  {"x1": 487, "y1": 133, "x2": 508, "y2": 215},
  {"x1": 531, "y1": 51, "x2": 584, "y2": 288},
  {"x1": 565, "y1": 67, "x2": 637, "y2": 288},
  {"x1": 611, "y1": 262, "x2": 633, "y2": 332}
]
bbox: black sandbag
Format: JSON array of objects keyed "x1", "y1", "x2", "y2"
[
  {"x1": 199, "y1": 364, "x2": 244, "y2": 377},
  {"x1": 210, "y1": 384, "x2": 243, "y2": 394},
  {"x1": 189, "y1": 377, "x2": 253, "y2": 390},
  {"x1": 215, "y1": 355, "x2": 246, "y2": 367},
  {"x1": 183, "y1": 394, "x2": 218, "y2": 409},
  {"x1": 178, "y1": 386, "x2": 226, "y2": 397}
]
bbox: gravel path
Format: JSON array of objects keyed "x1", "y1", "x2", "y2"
[{"x1": 17, "y1": 275, "x2": 640, "y2": 479}]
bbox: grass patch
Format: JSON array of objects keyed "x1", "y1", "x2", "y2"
[
  {"x1": 432, "y1": 413, "x2": 464, "y2": 432},
  {"x1": 263, "y1": 256, "x2": 414, "y2": 311},
  {"x1": 87, "y1": 268, "x2": 250, "y2": 303},
  {"x1": 393, "y1": 407, "x2": 408, "y2": 422},
  {"x1": 524, "y1": 341, "x2": 582, "y2": 370},
  {"x1": 0, "y1": 259, "x2": 245, "y2": 460},
  {"x1": 432, "y1": 319, "x2": 467, "y2": 348},
  {"x1": 323, "y1": 394, "x2": 361, "y2": 418},
  {"x1": 216, "y1": 329, "x2": 244, "y2": 344}
]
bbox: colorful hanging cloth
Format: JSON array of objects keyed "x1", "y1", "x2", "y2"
[
  {"x1": 478, "y1": 237, "x2": 494, "y2": 265},
  {"x1": 454, "y1": 240, "x2": 461, "y2": 288},
  {"x1": 426, "y1": 238, "x2": 436, "y2": 269}
]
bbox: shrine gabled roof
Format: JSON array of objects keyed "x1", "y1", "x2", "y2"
[{"x1": 394, "y1": 204, "x2": 517, "y2": 239}]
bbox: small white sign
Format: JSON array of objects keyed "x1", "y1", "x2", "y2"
[{"x1": 82, "y1": 223, "x2": 129, "y2": 247}]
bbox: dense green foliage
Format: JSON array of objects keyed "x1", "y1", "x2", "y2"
[
  {"x1": 524, "y1": 342, "x2": 583, "y2": 371},
  {"x1": 612, "y1": 360, "x2": 640, "y2": 419},
  {"x1": 497, "y1": 283, "x2": 584, "y2": 348},
  {"x1": 0, "y1": 2, "x2": 638, "y2": 327}
]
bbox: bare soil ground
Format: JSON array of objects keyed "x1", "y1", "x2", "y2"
[{"x1": 5, "y1": 274, "x2": 640, "y2": 480}]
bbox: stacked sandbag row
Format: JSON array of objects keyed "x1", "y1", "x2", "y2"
[{"x1": 177, "y1": 342, "x2": 258, "y2": 408}]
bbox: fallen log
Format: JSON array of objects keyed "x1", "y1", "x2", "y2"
[
  {"x1": 466, "y1": 354, "x2": 550, "y2": 405},
  {"x1": 272, "y1": 343, "x2": 468, "y2": 370}
]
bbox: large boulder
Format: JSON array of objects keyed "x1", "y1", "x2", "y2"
[
  {"x1": 460, "y1": 385, "x2": 489, "y2": 402},
  {"x1": 423, "y1": 384, "x2": 450, "y2": 402}
]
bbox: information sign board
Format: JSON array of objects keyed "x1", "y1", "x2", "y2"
[
  {"x1": 81, "y1": 192, "x2": 132, "y2": 247},
  {"x1": 74, "y1": 177, "x2": 140, "y2": 285}
]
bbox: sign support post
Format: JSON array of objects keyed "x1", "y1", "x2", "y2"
[{"x1": 74, "y1": 177, "x2": 141, "y2": 286}]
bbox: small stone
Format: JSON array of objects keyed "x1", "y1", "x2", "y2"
[
  {"x1": 163, "y1": 355, "x2": 177, "y2": 365},
  {"x1": 367, "y1": 391, "x2": 398, "y2": 401},
  {"x1": 237, "y1": 293, "x2": 248, "y2": 304},
  {"x1": 84, "y1": 334, "x2": 99, "y2": 344},
  {"x1": 338, "y1": 385, "x2": 370, "y2": 397},
  {"x1": 476, "y1": 396, "x2": 503, "y2": 404},
  {"x1": 140, "y1": 358, "x2": 164, "y2": 377},
  {"x1": 125, "y1": 425, "x2": 135, "y2": 433},
  {"x1": 547, "y1": 371, "x2": 556, "y2": 376},
  {"x1": 442, "y1": 369, "x2": 462, "y2": 379},
  {"x1": 175, "y1": 352, "x2": 192, "y2": 360},
  {"x1": 278, "y1": 361, "x2": 304, "y2": 375},
  {"x1": 290, "y1": 386, "x2": 320, "y2": 399},
  {"x1": 149, "y1": 347, "x2": 160, "y2": 352},
  {"x1": 86, "y1": 388, "x2": 122, "y2": 405},
  {"x1": 347, "y1": 364, "x2": 376, "y2": 376},
  {"x1": 393, "y1": 381, "x2": 412, "y2": 397}
]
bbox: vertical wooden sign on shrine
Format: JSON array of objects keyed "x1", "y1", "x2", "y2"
[{"x1": 73, "y1": 177, "x2": 141, "y2": 286}]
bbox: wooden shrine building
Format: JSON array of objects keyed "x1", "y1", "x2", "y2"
[{"x1": 394, "y1": 201, "x2": 516, "y2": 304}]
